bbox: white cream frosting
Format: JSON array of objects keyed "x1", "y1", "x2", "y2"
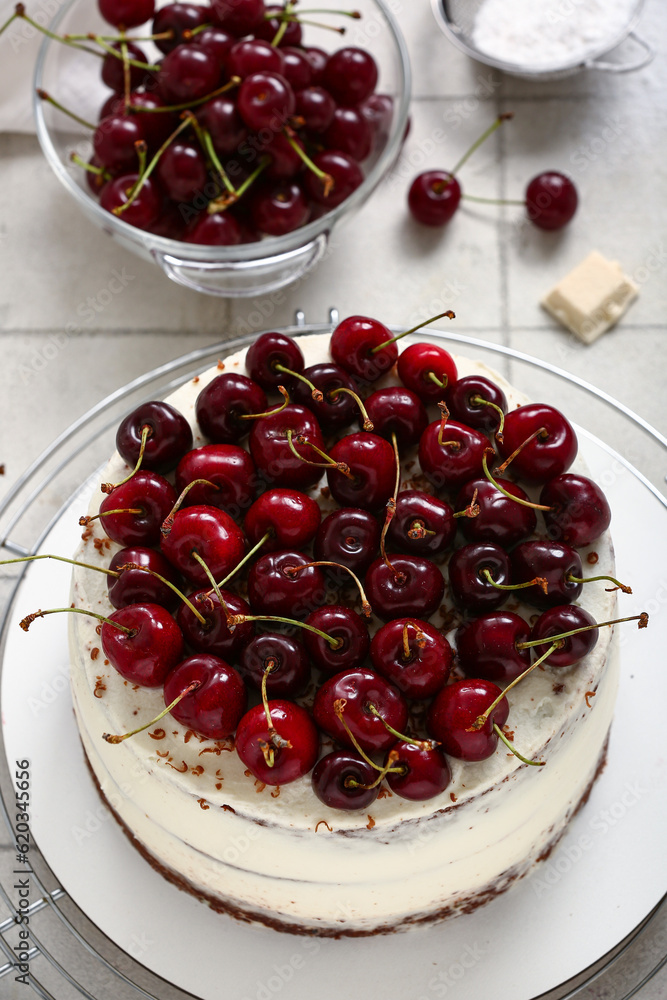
[{"x1": 68, "y1": 333, "x2": 617, "y2": 934}]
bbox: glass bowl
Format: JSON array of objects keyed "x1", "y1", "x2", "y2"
[{"x1": 33, "y1": 0, "x2": 411, "y2": 297}]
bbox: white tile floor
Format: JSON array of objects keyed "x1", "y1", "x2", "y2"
[{"x1": 0, "y1": 0, "x2": 666, "y2": 997}]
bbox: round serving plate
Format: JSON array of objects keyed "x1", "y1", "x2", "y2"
[{"x1": 0, "y1": 317, "x2": 665, "y2": 1000}]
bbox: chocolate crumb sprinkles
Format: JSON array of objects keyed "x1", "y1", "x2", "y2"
[
  {"x1": 316, "y1": 820, "x2": 333, "y2": 832},
  {"x1": 149, "y1": 729, "x2": 166, "y2": 740},
  {"x1": 90, "y1": 647, "x2": 100, "y2": 661},
  {"x1": 587, "y1": 551, "x2": 599, "y2": 565},
  {"x1": 585, "y1": 690, "x2": 596, "y2": 708},
  {"x1": 93, "y1": 677, "x2": 106, "y2": 698}
]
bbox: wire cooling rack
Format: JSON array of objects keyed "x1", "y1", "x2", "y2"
[{"x1": 0, "y1": 311, "x2": 666, "y2": 999}]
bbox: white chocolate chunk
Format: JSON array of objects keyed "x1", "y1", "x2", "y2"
[{"x1": 541, "y1": 250, "x2": 638, "y2": 344}]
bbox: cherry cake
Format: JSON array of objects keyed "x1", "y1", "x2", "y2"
[{"x1": 67, "y1": 329, "x2": 619, "y2": 936}]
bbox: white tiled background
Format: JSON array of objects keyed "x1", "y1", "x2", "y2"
[{"x1": 0, "y1": 0, "x2": 666, "y2": 996}]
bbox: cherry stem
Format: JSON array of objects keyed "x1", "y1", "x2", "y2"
[
  {"x1": 273, "y1": 364, "x2": 323, "y2": 402},
  {"x1": 328, "y1": 387, "x2": 373, "y2": 430},
  {"x1": 228, "y1": 613, "x2": 342, "y2": 650},
  {"x1": 407, "y1": 519, "x2": 437, "y2": 539},
  {"x1": 19, "y1": 606, "x2": 135, "y2": 635},
  {"x1": 283, "y1": 131, "x2": 334, "y2": 196},
  {"x1": 286, "y1": 561, "x2": 372, "y2": 617},
  {"x1": 468, "y1": 641, "x2": 560, "y2": 732},
  {"x1": 239, "y1": 385, "x2": 290, "y2": 420},
  {"x1": 120, "y1": 37, "x2": 132, "y2": 107},
  {"x1": 66, "y1": 30, "x2": 176, "y2": 43},
  {"x1": 481, "y1": 567, "x2": 549, "y2": 596},
  {"x1": 402, "y1": 621, "x2": 411, "y2": 660},
  {"x1": 286, "y1": 431, "x2": 353, "y2": 479},
  {"x1": 493, "y1": 725, "x2": 545, "y2": 766},
  {"x1": 117, "y1": 562, "x2": 207, "y2": 625},
  {"x1": 79, "y1": 508, "x2": 143, "y2": 526},
  {"x1": 36, "y1": 90, "x2": 95, "y2": 130},
  {"x1": 380, "y1": 432, "x2": 401, "y2": 575},
  {"x1": 518, "y1": 612, "x2": 648, "y2": 651},
  {"x1": 450, "y1": 113, "x2": 513, "y2": 178},
  {"x1": 346, "y1": 749, "x2": 404, "y2": 790},
  {"x1": 471, "y1": 395, "x2": 505, "y2": 442},
  {"x1": 271, "y1": 0, "x2": 295, "y2": 45},
  {"x1": 114, "y1": 113, "x2": 192, "y2": 216},
  {"x1": 101, "y1": 424, "x2": 151, "y2": 493},
  {"x1": 366, "y1": 703, "x2": 436, "y2": 751},
  {"x1": 190, "y1": 552, "x2": 229, "y2": 617},
  {"x1": 18, "y1": 11, "x2": 102, "y2": 57},
  {"x1": 427, "y1": 371, "x2": 447, "y2": 389},
  {"x1": 216, "y1": 532, "x2": 271, "y2": 589},
  {"x1": 208, "y1": 155, "x2": 270, "y2": 212},
  {"x1": 481, "y1": 449, "x2": 551, "y2": 511},
  {"x1": 259, "y1": 664, "x2": 290, "y2": 765},
  {"x1": 567, "y1": 573, "x2": 632, "y2": 595},
  {"x1": 0, "y1": 6, "x2": 21, "y2": 38},
  {"x1": 495, "y1": 426, "x2": 547, "y2": 476},
  {"x1": 453, "y1": 488, "x2": 480, "y2": 520},
  {"x1": 182, "y1": 23, "x2": 210, "y2": 39},
  {"x1": 128, "y1": 77, "x2": 241, "y2": 114},
  {"x1": 90, "y1": 34, "x2": 159, "y2": 71},
  {"x1": 0, "y1": 552, "x2": 120, "y2": 577},
  {"x1": 103, "y1": 680, "x2": 201, "y2": 744},
  {"x1": 371, "y1": 310, "x2": 456, "y2": 355},
  {"x1": 70, "y1": 153, "x2": 112, "y2": 181},
  {"x1": 161, "y1": 479, "x2": 218, "y2": 536},
  {"x1": 437, "y1": 401, "x2": 450, "y2": 448},
  {"x1": 333, "y1": 698, "x2": 384, "y2": 771},
  {"x1": 193, "y1": 122, "x2": 236, "y2": 196},
  {"x1": 462, "y1": 194, "x2": 526, "y2": 206}
]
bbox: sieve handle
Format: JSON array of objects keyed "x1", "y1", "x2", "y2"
[{"x1": 587, "y1": 32, "x2": 654, "y2": 73}]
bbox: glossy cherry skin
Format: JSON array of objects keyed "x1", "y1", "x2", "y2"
[
  {"x1": 185, "y1": 211, "x2": 242, "y2": 246},
  {"x1": 256, "y1": 5, "x2": 302, "y2": 46},
  {"x1": 360, "y1": 93, "x2": 394, "y2": 151},
  {"x1": 427, "y1": 679, "x2": 509, "y2": 762},
  {"x1": 210, "y1": 0, "x2": 266, "y2": 35},
  {"x1": 101, "y1": 604, "x2": 183, "y2": 686},
  {"x1": 303, "y1": 606, "x2": 370, "y2": 674},
  {"x1": 248, "y1": 404, "x2": 326, "y2": 491},
  {"x1": 196, "y1": 373, "x2": 267, "y2": 444},
  {"x1": 158, "y1": 44, "x2": 221, "y2": 104},
  {"x1": 197, "y1": 96, "x2": 247, "y2": 156},
  {"x1": 291, "y1": 362, "x2": 358, "y2": 434},
  {"x1": 251, "y1": 181, "x2": 310, "y2": 237},
  {"x1": 235, "y1": 701, "x2": 319, "y2": 785},
  {"x1": 237, "y1": 71, "x2": 295, "y2": 132},
  {"x1": 239, "y1": 633, "x2": 310, "y2": 697},
  {"x1": 511, "y1": 540, "x2": 583, "y2": 609},
  {"x1": 107, "y1": 545, "x2": 182, "y2": 611},
  {"x1": 94, "y1": 114, "x2": 145, "y2": 172},
  {"x1": 370, "y1": 618, "x2": 452, "y2": 699},
  {"x1": 175, "y1": 444, "x2": 257, "y2": 518},
  {"x1": 446, "y1": 375, "x2": 508, "y2": 435},
  {"x1": 365, "y1": 555, "x2": 445, "y2": 622},
  {"x1": 419, "y1": 420, "x2": 489, "y2": 494},
  {"x1": 295, "y1": 86, "x2": 336, "y2": 134},
  {"x1": 100, "y1": 91, "x2": 178, "y2": 148},
  {"x1": 244, "y1": 488, "x2": 321, "y2": 551},
  {"x1": 303, "y1": 150, "x2": 363, "y2": 209},
  {"x1": 529, "y1": 604, "x2": 598, "y2": 668},
  {"x1": 98, "y1": 471, "x2": 176, "y2": 548},
  {"x1": 313, "y1": 668, "x2": 409, "y2": 753},
  {"x1": 387, "y1": 490, "x2": 456, "y2": 557},
  {"x1": 160, "y1": 505, "x2": 246, "y2": 586},
  {"x1": 101, "y1": 41, "x2": 150, "y2": 93},
  {"x1": 116, "y1": 400, "x2": 193, "y2": 475},
  {"x1": 323, "y1": 47, "x2": 378, "y2": 106},
  {"x1": 152, "y1": 2, "x2": 209, "y2": 53},
  {"x1": 312, "y1": 750, "x2": 379, "y2": 810},
  {"x1": 455, "y1": 611, "x2": 531, "y2": 683},
  {"x1": 326, "y1": 433, "x2": 396, "y2": 512},
  {"x1": 385, "y1": 742, "x2": 452, "y2": 801},
  {"x1": 163, "y1": 654, "x2": 247, "y2": 739},
  {"x1": 456, "y1": 478, "x2": 537, "y2": 548},
  {"x1": 259, "y1": 130, "x2": 304, "y2": 180},
  {"x1": 497, "y1": 404, "x2": 578, "y2": 484},
  {"x1": 314, "y1": 508, "x2": 381, "y2": 576},
  {"x1": 363, "y1": 387, "x2": 428, "y2": 447},
  {"x1": 540, "y1": 474, "x2": 611, "y2": 547},
  {"x1": 193, "y1": 26, "x2": 235, "y2": 64},
  {"x1": 526, "y1": 171, "x2": 578, "y2": 231},
  {"x1": 99, "y1": 0, "x2": 155, "y2": 30},
  {"x1": 176, "y1": 588, "x2": 253, "y2": 661},
  {"x1": 448, "y1": 542, "x2": 512, "y2": 613},
  {"x1": 156, "y1": 141, "x2": 208, "y2": 203},
  {"x1": 247, "y1": 550, "x2": 326, "y2": 619},
  {"x1": 246, "y1": 332, "x2": 304, "y2": 390},
  {"x1": 397, "y1": 342, "x2": 458, "y2": 403},
  {"x1": 408, "y1": 171, "x2": 461, "y2": 226},
  {"x1": 323, "y1": 107, "x2": 373, "y2": 163},
  {"x1": 330, "y1": 315, "x2": 396, "y2": 383},
  {"x1": 274, "y1": 48, "x2": 311, "y2": 91},
  {"x1": 100, "y1": 174, "x2": 162, "y2": 231},
  {"x1": 227, "y1": 37, "x2": 285, "y2": 78}
]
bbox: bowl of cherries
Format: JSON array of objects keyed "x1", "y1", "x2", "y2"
[{"x1": 31, "y1": 0, "x2": 411, "y2": 296}]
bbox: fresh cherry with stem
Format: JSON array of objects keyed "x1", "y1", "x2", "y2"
[
  {"x1": 239, "y1": 633, "x2": 310, "y2": 698},
  {"x1": 522, "y1": 607, "x2": 648, "y2": 668},
  {"x1": 195, "y1": 372, "x2": 268, "y2": 444},
  {"x1": 107, "y1": 545, "x2": 182, "y2": 611},
  {"x1": 302, "y1": 605, "x2": 370, "y2": 674},
  {"x1": 163, "y1": 653, "x2": 247, "y2": 739},
  {"x1": 526, "y1": 172, "x2": 578, "y2": 231},
  {"x1": 386, "y1": 490, "x2": 457, "y2": 558},
  {"x1": 175, "y1": 444, "x2": 257, "y2": 515},
  {"x1": 235, "y1": 697, "x2": 319, "y2": 786},
  {"x1": 456, "y1": 611, "x2": 532, "y2": 684},
  {"x1": 116, "y1": 400, "x2": 193, "y2": 475},
  {"x1": 313, "y1": 669, "x2": 409, "y2": 753},
  {"x1": 176, "y1": 588, "x2": 254, "y2": 661},
  {"x1": 397, "y1": 342, "x2": 458, "y2": 402},
  {"x1": 456, "y1": 477, "x2": 537, "y2": 548},
  {"x1": 496, "y1": 403, "x2": 577, "y2": 484},
  {"x1": 312, "y1": 750, "x2": 380, "y2": 810},
  {"x1": 314, "y1": 507, "x2": 381, "y2": 576},
  {"x1": 82, "y1": 471, "x2": 177, "y2": 548},
  {"x1": 244, "y1": 488, "x2": 321, "y2": 551},
  {"x1": 540, "y1": 473, "x2": 612, "y2": 547},
  {"x1": 385, "y1": 742, "x2": 452, "y2": 801},
  {"x1": 446, "y1": 375, "x2": 507, "y2": 439},
  {"x1": 370, "y1": 618, "x2": 452, "y2": 699}
]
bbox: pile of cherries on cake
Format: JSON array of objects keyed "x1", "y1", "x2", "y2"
[
  {"x1": 54, "y1": 0, "x2": 391, "y2": 241},
  {"x1": 53, "y1": 316, "x2": 640, "y2": 811}
]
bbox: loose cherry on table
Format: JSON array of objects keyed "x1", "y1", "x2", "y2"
[
  {"x1": 239, "y1": 633, "x2": 310, "y2": 698},
  {"x1": 455, "y1": 611, "x2": 532, "y2": 683},
  {"x1": 370, "y1": 618, "x2": 452, "y2": 699},
  {"x1": 525, "y1": 172, "x2": 578, "y2": 231},
  {"x1": 314, "y1": 507, "x2": 381, "y2": 576},
  {"x1": 312, "y1": 750, "x2": 380, "y2": 810},
  {"x1": 163, "y1": 653, "x2": 247, "y2": 739},
  {"x1": 427, "y1": 678, "x2": 509, "y2": 762},
  {"x1": 313, "y1": 668, "x2": 409, "y2": 754},
  {"x1": 235, "y1": 699, "x2": 319, "y2": 786},
  {"x1": 302, "y1": 605, "x2": 370, "y2": 674}
]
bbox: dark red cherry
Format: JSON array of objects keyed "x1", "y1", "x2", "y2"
[
  {"x1": 313, "y1": 668, "x2": 409, "y2": 753},
  {"x1": 116, "y1": 400, "x2": 193, "y2": 475},
  {"x1": 256, "y1": 6, "x2": 302, "y2": 46},
  {"x1": 176, "y1": 588, "x2": 253, "y2": 660},
  {"x1": 529, "y1": 604, "x2": 598, "y2": 667},
  {"x1": 330, "y1": 315, "x2": 396, "y2": 382},
  {"x1": 385, "y1": 742, "x2": 452, "y2": 801},
  {"x1": 511, "y1": 540, "x2": 583, "y2": 609},
  {"x1": 291, "y1": 362, "x2": 358, "y2": 434},
  {"x1": 259, "y1": 130, "x2": 304, "y2": 179},
  {"x1": 323, "y1": 106, "x2": 373, "y2": 163},
  {"x1": 326, "y1": 433, "x2": 396, "y2": 511},
  {"x1": 175, "y1": 444, "x2": 257, "y2": 517},
  {"x1": 160, "y1": 505, "x2": 246, "y2": 586},
  {"x1": 196, "y1": 372, "x2": 267, "y2": 444},
  {"x1": 323, "y1": 47, "x2": 378, "y2": 106},
  {"x1": 456, "y1": 478, "x2": 537, "y2": 548},
  {"x1": 247, "y1": 550, "x2": 326, "y2": 619},
  {"x1": 210, "y1": 0, "x2": 266, "y2": 36},
  {"x1": 98, "y1": 471, "x2": 176, "y2": 547},
  {"x1": 418, "y1": 420, "x2": 489, "y2": 493},
  {"x1": 251, "y1": 181, "x2": 310, "y2": 236},
  {"x1": 397, "y1": 342, "x2": 458, "y2": 402},
  {"x1": 359, "y1": 93, "x2": 394, "y2": 151},
  {"x1": 294, "y1": 86, "x2": 335, "y2": 134},
  {"x1": 448, "y1": 541, "x2": 511, "y2": 613},
  {"x1": 363, "y1": 387, "x2": 428, "y2": 447},
  {"x1": 244, "y1": 488, "x2": 321, "y2": 551},
  {"x1": 427, "y1": 678, "x2": 509, "y2": 762},
  {"x1": 235, "y1": 700, "x2": 319, "y2": 785},
  {"x1": 227, "y1": 37, "x2": 285, "y2": 78},
  {"x1": 246, "y1": 331, "x2": 304, "y2": 391},
  {"x1": 156, "y1": 141, "x2": 208, "y2": 203},
  {"x1": 107, "y1": 545, "x2": 182, "y2": 611},
  {"x1": 197, "y1": 95, "x2": 247, "y2": 156},
  {"x1": 526, "y1": 171, "x2": 578, "y2": 231},
  {"x1": 194, "y1": 26, "x2": 235, "y2": 63},
  {"x1": 279, "y1": 46, "x2": 313, "y2": 90},
  {"x1": 185, "y1": 210, "x2": 243, "y2": 245},
  {"x1": 446, "y1": 375, "x2": 508, "y2": 435},
  {"x1": 365, "y1": 555, "x2": 445, "y2": 622},
  {"x1": 314, "y1": 508, "x2": 381, "y2": 576},
  {"x1": 302, "y1": 605, "x2": 370, "y2": 674},
  {"x1": 93, "y1": 114, "x2": 145, "y2": 172},
  {"x1": 248, "y1": 404, "x2": 326, "y2": 491},
  {"x1": 456, "y1": 611, "x2": 531, "y2": 683},
  {"x1": 497, "y1": 404, "x2": 577, "y2": 484},
  {"x1": 158, "y1": 44, "x2": 222, "y2": 104},
  {"x1": 239, "y1": 633, "x2": 310, "y2": 697},
  {"x1": 370, "y1": 618, "x2": 451, "y2": 699},
  {"x1": 237, "y1": 71, "x2": 295, "y2": 132},
  {"x1": 540, "y1": 474, "x2": 611, "y2": 547},
  {"x1": 100, "y1": 174, "x2": 161, "y2": 231},
  {"x1": 125, "y1": 91, "x2": 179, "y2": 148},
  {"x1": 303, "y1": 149, "x2": 363, "y2": 208},
  {"x1": 152, "y1": 3, "x2": 208, "y2": 53},
  {"x1": 312, "y1": 750, "x2": 379, "y2": 810},
  {"x1": 101, "y1": 603, "x2": 183, "y2": 686},
  {"x1": 163, "y1": 654, "x2": 247, "y2": 739},
  {"x1": 387, "y1": 491, "x2": 456, "y2": 557},
  {"x1": 101, "y1": 41, "x2": 150, "y2": 93},
  {"x1": 408, "y1": 171, "x2": 461, "y2": 226},
  {"x1": 99, "y1": 0, "x2": 155, "y2": 29}
]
